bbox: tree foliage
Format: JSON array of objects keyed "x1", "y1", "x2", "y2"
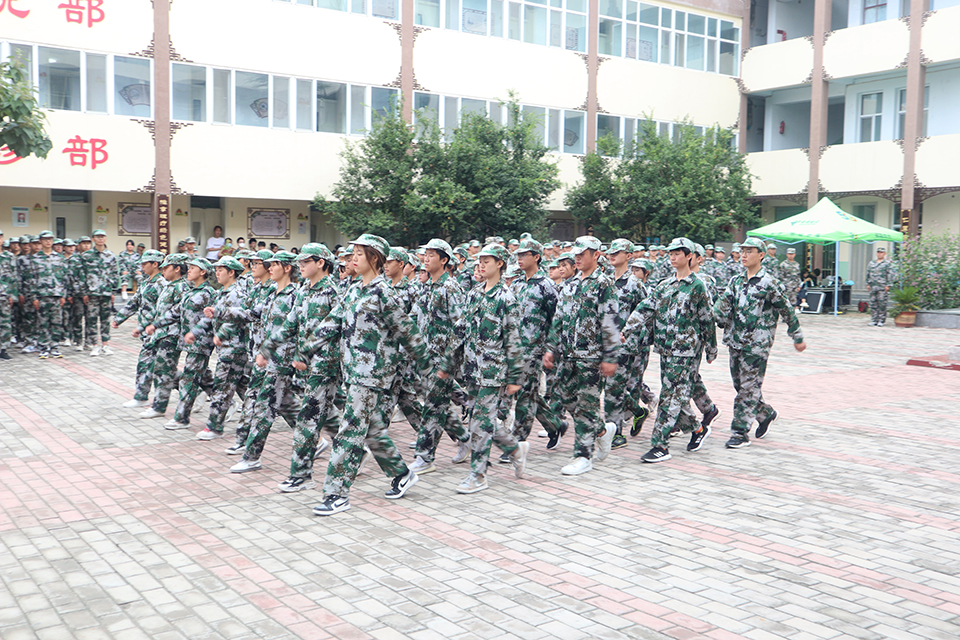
[
  {"x1": 565, "y1": 119, "x2": 757, "y2": 242},
  {"x1": 315, "y1": 99, "x2": 560, "y2": 247},
  {"x1": 0, "y1": 54, "x2": 53, "y2": 160}
]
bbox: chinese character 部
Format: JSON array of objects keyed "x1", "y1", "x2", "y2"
[
  {"x1": 0, "y1": 0, "x2": 30, "y2": 19},
  {"x1": 59, "y1": 0, "x2": 104, "y2": 28},
  {"x1": 63, "y1": 136, "x2": 109, "y2": 169}
]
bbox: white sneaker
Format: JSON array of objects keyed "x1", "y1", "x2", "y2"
[
  {"x1": 512, "y1": 441, "x2": 529, "y2": 479},
  {"x1": 391, "y1": 406, "x2": 403, "y2": 423},
  {"x1": 225, "y1": 399, "x2": 239, "y2": 423},
  {"x1": 561, "y1": 457, "x2": 593, "y2": 476},
  {"x1": 122, "y1": 291, "x2": 129, "y2": 301},
  {"x1": 139, "y1": 408, "x2": 165, "y2": 419},
  {"x1": 538, "y1": 429, "x2": 549, "y2": 438},
  {"x1": 230, "y1": 459, "x2": 262, "y2": 473},
  {"x1": 89, "y1": 346, "x2": 101, "y2": 357},
  {"x1": 164, "y1": 419, "x2": 191, "y2": 430},
  {"x1": 196, "y1": 429, "x2": 224, "y2": 440},
  {"x1": 407, "y1": 455, "x2": 436, "y2": 475},
  {"x1": 61, "y1": 339, "x2": 72, "y2": 347},
  {"x1": 595, "y1": 422, "x2": 616, "y2": 462},
  {"x1": 224, "y1": 443, "x2": 245, "y2": 455},
  {"x1": 278, "y1": 476, "x2": 316, "y2": 493},
  {"x1": 877, "y1": 322, "x2": 885, "y2": 327},
  {"x1": 451, "y1": 441, "x2": 470, "y2": 464},
  {"x1": 315, "y1": 437, "x2": 330, "y2": 457},
  {"x1": 100, "y1": 345, "x2": 113, "y2": 355},
  {"x1": 357, "y1": 446, "x2": 373, "y2": 475},
  {"x1": 75, "y1": 344, "x2": 85, "y2": 352},
  {"x1": 456, "y1": 472, "x2": 488, "y2": 494},
  {"x1": 122, "y1": 399, "x2": 150, "y2": 408},
  {"x1": 868, "y1": 321, "x2": 877, "y2": 326}
]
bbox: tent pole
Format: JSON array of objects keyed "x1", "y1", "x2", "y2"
[{"x1": 834, "y1": 241, "x2": 839, "y2": 316}]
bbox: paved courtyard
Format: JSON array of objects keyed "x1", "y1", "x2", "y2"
[{"x1": 1, "y1": 313, "x2": 959, "y2": 640}]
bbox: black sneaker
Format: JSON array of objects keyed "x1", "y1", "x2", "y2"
[
  {"x1": 687, "y1": 425, "x2": 711, "y2": 452},
  {"x1": 755, "y1": 411, "x2": 778, "y2": 439},
  {"x1": 631, "y1": 407, "x2": 650, "y2": 437},
  {"x1": 641, "y1": 446, "x2": 672, "y2": 463},
  {"x1": 384, "y1": 469, "x2": 418, "y2": 499},
  {"x1": 611, "y1": 434, "x2": 628, "y2": 449},
  {"x1": 701, "y1": 406, "x2": 721, "y2": 429},
  {"x1": 313, "y1": 495, "x2": 350, "y2": 516},
  {"x1": 0, "y1": 350, "x2": 10, "y2": 360},
  {"x1": 498, "y1": 451, "x2": 513, "y2": 464},
  {"x1": 725, "y1": 434, "x2": 751, "y2": 449},
  {"x1": 546, "y1": 421, "x2": 568, "y2": 451},
  {"x1": 668, "y1": 427, "x2": 682, "y2": 439}
]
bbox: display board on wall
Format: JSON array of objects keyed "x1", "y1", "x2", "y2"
[
  {"x1": 12, "y1": 207, "x2": 28, "y2": 227},
  {"x1": 119, "y1": 203, "x2": 152, "y2": 236},
  {"x1": 157, "y1": 195, "x2": 171, "y2": 254},
  {"x1": 248, "y1": 208, "x2": 290, "y2": 239}
]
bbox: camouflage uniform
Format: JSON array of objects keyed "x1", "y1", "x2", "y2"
[
  {"x1": 650, "y1": 255, "x2": 671, "y2": 286},
  {"x1": 603, "y1": 267, "x2": 646, "y2": 432},
  {"x1": 714, "y1": 266, "x2": 803, "y2": 438},
  {"x1": 388, "y1": 275, "x2": 424, "y2": 431},
  {"x1": 64, "y1": 251, "x2": 88, "y2": 346},
  {"x1": 18, "y1": 250, "x2": 37, "y2": 348},
  {"x1": 778, "y1": 259, "x2": 802, "y2": 306},
  {"x1": 80, "y1": 247, "x2": 120, "y2": 345},
  {"x1": 761, "y1": 253, "x2": 780, "y2": 281},
  {"x1": 301, "y1": 273, "x2": 430, "y2": 500},
  {"x1": 444, "y1": 279, "x2": 522, "y2": 475},
  {"x1": 510, "y1": 266, "x2": 560, "y2": 440},
  {"x1": 115, "y1": 270, "x2": 166, "y2": 402},
  {"x1": 0, "y1": 247, "x2": 20, "y2": 350},
  {"x1": 723, "y1": 257, "x2": 745, "y2": 287},
  {"x1": 260, "y1": 272, "x2": 342, "y2": 478},
  {"x1": 118, "y1": 249, "x2": 140, "y2": 290},
  {"x1": 30, "y1": 249, "x2": 68, "y2": 352},
  {"x1": 412, "y1": 270, "x2": 469, "y2": 464},
  {"x1": 148, "y1": 276, "x2": 190, "y2": 413},
  {"x1": 865, "y1": 257, "x2": 896, "y2": 324},
  {"x1": 546, "y1": 263, "x2": 620, "y2": 460},
  {"x1": 624, "y1": 271, "x2": 717, "y2": 449},
  {"x1": 622, "y1": 277, "x2": 654, "y2": 408}
]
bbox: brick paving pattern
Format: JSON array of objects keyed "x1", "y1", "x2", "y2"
[{"x1": 1, "y1": 314, "x2": 959, "y2": 640}]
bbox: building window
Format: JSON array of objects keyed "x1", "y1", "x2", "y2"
[
  {"x1": 273, "y1": 76, "x2": 291, "y2": 128},
  {"x1": 85, "y1": 53, "x2": 108, "y2": 113},
  {"x1": 38, "y1": 47, "x2": 81, "y2": 111},
  {"x1": 115, "y1": 56, "x2": 152, "y2": 117},
  {"x1": 293, "y1": 0, "x2": 401, "y2": 19},
  {"x1": 859, "y1": 92, "x2": 882, "y2": 142},
  {"x1": 564, "y1": 110, "x2": 585, "y2": 154},
  {"x1": 172, "y1": 63, "x2": 206, "y2": 122},
  {"x1": 235, "y1": 71, "x2": 269, "y2": 127},
  {"x1": 213, "y1": 69, "x2": 232, "y2": 123},
  {"x1": 863, "y1": 0, "x2": 886, "y2": 24},
  {"x1": 852, "y1": 204, "x2": 876, "y2": 223},
  {"x1": 897, "y1": 86, "x2": 929, "y2": 140},
  {"x1": 317, "y1": 81, "x2": 347, "y2": 133},
  {"x1": 296, "y1": 79, "x2": 313, "y2": 130},
  {"x1": 419, "y1": 0, "x2": 585, "y2": 51}
]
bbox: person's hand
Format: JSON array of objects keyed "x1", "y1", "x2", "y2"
[
  {"x1": 255, "y1": 354, "x2": 267, "y2": 368},
  {"x1": 213, "y1": 336, "x2": 222, "y2": 347},
  {"x1": 131, "y1": 329, "x2": 140, "y2": 338},
  {"x1": 144, "y1": 325, "x2": 155, "y2": 335},
  {"x1": 293, "y1": 360, "x2": 307, "y2": 371},
  {"x1": 66, "y1": 297, "x2": 73, "y2": 304},
  {"x1": 506, "y1": 384, "x2": 521, "y2": 396},
  {"x1": 18, "y1": 295, "x2": 24, "y2": 304},
  {"x1": 8, "y1": 297, "x2": 14, "y2": 305},
  {"x1": 82, "y1": 295, "x2": 89, "y2": 304},
  {"x1": 620, "y1": 332, "x2": 626, "y2": 343},
  {"x1": 794, "y1": 341, "x2": 807, "y2": 353},
  {"x1": 203, "y1": 306, "x2": 214, "y2": 318},
  {"x1": 111, "y1": 295, "x2": 115, "y2": 304},
  {"x1": 111, "y1": 321, "x2": 119, "y2": 329},
  {"x1": 32, "y1": 300, "x2": 39, "y2": 310},
  {"x1": 884, "y1": 286, "x2": 889, "y2": 292},
  {"x1": 543, "y1": 352, "x2": 555, "y2": 370},
  {"x1": 600, "y1": 362, "x2": 617, "y2": 377},
  {"x1": 437, "y1": 370, "x2": 450, "y2": 379},
  {"x1": 184, "y1": 332, "x2": 196, "y2": 345}
]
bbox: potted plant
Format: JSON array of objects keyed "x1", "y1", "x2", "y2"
[{"x1": 890, "y1": 286, "x2": 920, "y2": 327}]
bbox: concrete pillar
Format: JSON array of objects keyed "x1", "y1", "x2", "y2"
[{"x1": 900, "y1": 0, "x2": 929, "y2": 238}]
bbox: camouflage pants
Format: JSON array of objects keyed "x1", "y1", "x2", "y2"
[
  {"x1": 728, "y1": 348, "x2": 773, "y2": 435},
  {"x1": 0, "y1": 297, "x2": 11, "y2": 349},
  {"x1": 869, "y1": 287, "x2": 889, "y2": 324},
  {"x1": 85, "y1": 295, "x2": 112, "y2": 345},
  {"x1": 690, "y1": 354, "x2": 716, "y2": 417},
  {"x1": 554, "y1": 359, "x2": 604, "y2": 460},
  {"x1": 19, "y1": 300, "x2": 36, "y2": 346},
  {"x1": 242, "y1": 368, "x2": 300, "y2": 462},
  {"x1": 234, "y1": 366, "x2": 266, "y2": 447},
  {"x1": 651, "y1": 354, "x2": 699, "y2": 449},
  {"x1": 35, "y1": 297, "x2": 63, "y2": 350},
  {"x1": 150, "y1": 339, "x2": 182, "y2": 413},
  {"x1": 464, "y1": 384, "x2": 519, "y2": 474},
  {"x1": 390, "y1": 368, "x2": 423, "y2": 431},
  {"x1": 514, "y1": 362, "x2": 562, "y2": 441},
  {"x1": 417, "y1": 373, "x2": 468, "y2": 463},
  {"x1": 206, "y1": 356, "x2": 249, "y2": 434},
  {"x1": 603, "y1": 352, "x2": 638, "y2": 431},
  {"x1": 323, "y1": 384, "x2": 409, "y2": 499},
  {"x1": 625, "y1": 348, "x2": 654, "y2": 406},
  {"x1": 11, "y1": 300, "x2": 22, "y2": 344},
  {"x1": 173, "y1": 352, "x2": 214, "y2": 424},
  {"x1": 67, "y1": 299, "x2": 86, "y2": 345},
  {"x1": 291, "y1": 374, "x2": 341, "y2": 478},
  {"x1": 133, "y1": 342, "x2": 157, "y2": 402}
]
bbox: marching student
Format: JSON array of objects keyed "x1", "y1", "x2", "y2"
[{"x1": 113, "y1": 250, "x2": 167, "y2": 407}]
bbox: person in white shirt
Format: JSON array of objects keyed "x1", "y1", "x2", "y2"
[{"x1": 205, "y1": 226, "x2": 225, "y2": 260}]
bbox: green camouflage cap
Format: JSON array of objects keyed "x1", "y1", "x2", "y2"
[
  {"x1": 183, "y1": 236, "x2": 197, "y2": 244},
  {"x1": 715, "y1": 246, "x2": 726, "y2": 254},
  {"x1": 39, "y1": 230, "x2": 55, "y2": 239},
  {"x1": 29, "y1": 235, "x2": 39, "y2": 242},
  {"x1": 545, "y1": 259, "x2": 559, "y2": 269},
  {"x1": 91, "y1": 229, "x2": 106, "y2": 237},
  {"x1": 740, "y1": 237, "x2": 767, "y2": 251},
  {"x1": 161, "y1": 253, "x2": 190, "y2": 267},
  {"x1": 266, "y1": 250, "x2": 298, "y2": 265},
  {"x1": 234, "y1": 249, "x2": 256, "y2": 260},
  {"x1": 214, "y1": 256, "x2": 245, "y2": 272},
  {"x1": 423, "y1": 238, "x2": 452, "y2": 258},
  {"x1": 298, "y1": 242, "x2": 334, "y2": 261},
  {"x1": 630, "y1": 258, "x2": 653, "y2": 272},
  {"x1": 337, "y1": 245, "x2": 353, "y2": 258},
  {"x1": 705, "y1": 244, "x2": 715, "y2": 250},
  {"x1": 137, "y1": 242, "x2": 146, "y2": 248},
  {"x1": 551, "y1": 240, "x2": 561, "y2": 247},
  {"x1": 189, "y1": 257, "x2": 214, "y2": 273},
  {"x1": 454, "y1": 246, "x2": 470, "y2": 259},
  {"x1": 468, "y1": 240, "x2": 481, "y2": 248},
  {"x1": 731, "y1": 243, "x2": 741, "y2": 251},
  {"x1": 1, "y1": 239, "x2": 8, "y2": 248},
  {"x1": 63, "y1": 239, "x2": 76, "y2": 247},
  {"x1": 140, "y1": 250, "x2": 165, "y2": 263},
  {"x1": 508, "y1": 238, "x2": 519, "y2": 246},
  {"x1": 633, "y1": 244, "x2": 645, "y2": 252},
  {"x1": 505, "y1": 264, "x2": 523, "y2": 278},
  {"x1": 477, "y1": 243, "x2": 510, "y2": 262},
  {"x1": 693, "y1": 243, "x2": 705, "y2": 256},
  {"x1": 767, "y1": 242, "x2": 778, "y2": 250},
  {"x1": 557, "y1": 252, "x2": 575, "y2": 263},
  {"x1": 352, "y1": 234, "x2": 390, "y2": 259},
  {"x1": 519, "y1": 232, "x2": 533, "y2": 241},
  {"x1": 601, "y1": 244, "x2": 609, "y2": 252},
  {"x1": 666, "y1": 237, "x2": 695, "y2": 253},
  {"x1": 494, "y1": 236, "x2": 505, "y2": 244},
  {"x1": 387, "y1": 247, "x2": 412, "y2": 265},
  {"x1": 608, "y1": 238, "x2": 634, "y2": 254},
  {"x1": 19, "y1": 235, "x2": 30, "y2": 244},
  {"x1": 78, "y1": 235, "x2": 91, "y2": 243},
  {"x1": 517, "y1": 238, "x2": 544, "y2": 256},
  {"x1": 570, "y1": 235, "x2": 602, "y2": 256},
  {"x1": 484, "y1": 236, "x2": 497, "y2": 245},
  {"x1": 786, "y1": 247, "x2": 796, "y2": 254},
  {"x1": 255, "y1": 249, "x2": 275, "y2": 261}
]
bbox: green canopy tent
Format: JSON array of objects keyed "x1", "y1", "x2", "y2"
[{"x1": 747, "y1": 197, "x2": 904, "y2": 315}]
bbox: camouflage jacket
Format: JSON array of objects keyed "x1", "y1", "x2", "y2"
[
  {"x1": 723, "y1": 258, "x2": 745, "y2": 286},
  {"x1": 147, "y1": 278, "x2": 189, "y2": 346},
  {"x1": 458, "y1": 260, "x2": 477, "y2": 290},
  {"x1": 650, "y1": 256, "x2": 671, "y2": 286},
  {"x1": 510, "y1": 269, "x2": 558, "y2": 371},
  {"x1": 251, "y1": 282, "x2": 299, "y2": 375},
  {"x1": 778, "y1": 260, "x2": 802, "y2": 293},
  {"x1": 114, "y1": 272, "x2": 165, "y2": 332},
  {"x1": 80, "y1": 248, "x2": 120, "y2": 296},
  {"x1": 261, "y1": 276, "x2": 340, "y2": 379},
  {"x1": 413, "y1": 271, "x2": 463, "y2": 363},
  {"x1": 18, "y1": 254, "x2": 34, "y2": 298},
  {"x1": 118, "y1": 250, "x2": 139, "y2": 280},
  {"x1": 29, "y1": 251, "x2": 67, "y2": 298},
  {"x1": 624, "y1": 273, "x2": 717, "y2": 360},
  {"x1": 445, "y1": 280, "x2": 522, "y2": 388},
  {"x1": 155, "y1": 280, "x2": 217, "y2": 355},
  {"x1": 63, "y1": 253, "x2": 85, "y2": 298},
  {"x1": 714, "y1": 267, "x2": 803, "y2": 357},
  {"x1": 218, "y1": 279, "x2": 276, "y2": 355},
  {"x1": 612, "y1": 269, "x2": 645, "y2": 331},
  {"x1": 701, "y1": 258, "x2": 722, "y2": 280},
  {"x1": 695, "y1": 272, "x2": 718, "y2": 303},
  {"x1": 0, "y1": 250, "x2": 18, "y2": 298},
  {"x1": 547, "y1": 267, "x2": 620, "y2": 363},
  {"x1": 301, "y1": 275, "x2": 428, "y2": 391},
  {"x1": 761, "y1": 255, "x2": 780, "y2": 280},
  {"x1": 388, "y1": 276, "x2": 417, "y2": 315},
  {"x1": 865, "y1": 259, "x2": 896, "y2": 289},
  {"x1": 191, "y1": 280, "x2": 249, "y2": 363}
]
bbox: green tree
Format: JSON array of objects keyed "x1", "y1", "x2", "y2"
[
  {"x1": 566, "y1": 119, "x2": 757, "y2": 242},
  {"x1": 0, "y1": 55, "x2": 53, "y2": 159}
]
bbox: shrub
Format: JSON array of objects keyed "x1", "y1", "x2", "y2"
[{"x1": 898, "y1": 232, "x2": 960, "y2": 310}]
